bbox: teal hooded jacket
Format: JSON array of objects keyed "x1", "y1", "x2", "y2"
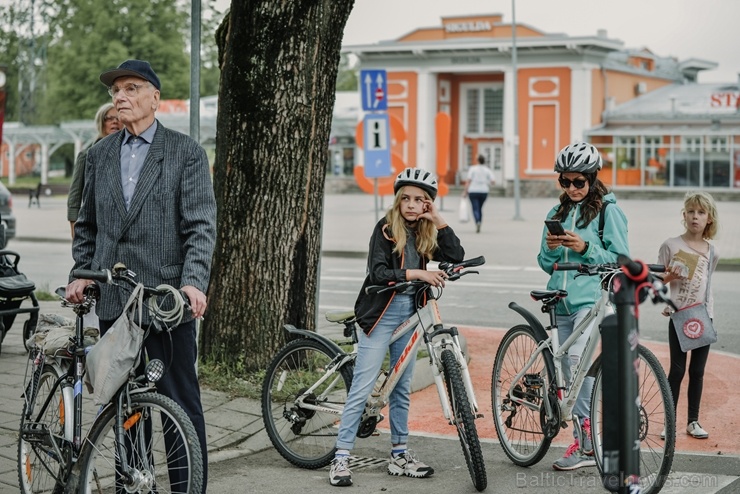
[{"x1": 537, "y1": 192, "x2": 629, "y2": 315}]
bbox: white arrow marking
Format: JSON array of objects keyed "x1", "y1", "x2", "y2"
[{"x1": 364, "y1": 73, "x2": 373, "y2": 109}]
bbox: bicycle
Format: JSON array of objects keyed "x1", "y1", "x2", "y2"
[
  {"x1": 262, "y1": 256, "x2": 488, "y2": 492},
  {"x1": 18, "y1": 263, "x2": 203, "y2": 494},
  {"x1": 491, "y1": 260, "x2": 675, "y2": 494}
]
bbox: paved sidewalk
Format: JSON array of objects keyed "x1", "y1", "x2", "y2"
[{"x1": 1, "y1": 192, "x2": 739, "y2": 492}]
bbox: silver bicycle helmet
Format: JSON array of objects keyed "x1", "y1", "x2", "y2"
[
  {"x1": 393, "y1": 168, "x2": 438, "y2": 200},
  {"x1": 554, "y1": 142, "x2": 603, "y2": 173}
]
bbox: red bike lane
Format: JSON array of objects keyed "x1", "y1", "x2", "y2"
[{"x1": 383, "y1": 326, "x2": 740, "y2": 457}]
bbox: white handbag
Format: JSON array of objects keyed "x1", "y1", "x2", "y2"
[{"x1": 458, "y1": 198, "x2": 471, "y2": 223}]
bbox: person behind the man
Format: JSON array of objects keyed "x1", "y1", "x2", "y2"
[
  {"x1": 66, "y1": 59, "x2": 216, "y2": 492},
  {"x1": 67, "y1": 102, "x2": 121, "y2": 238}
]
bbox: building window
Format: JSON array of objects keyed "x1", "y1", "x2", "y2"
[
  {"x1": 708, "y1": 137, "x2": 727, "y2": 152},
  {"x1": 645, "y1": 137, "x2": 660, "y2": 159},
  {"x1": 464, "y1": 143, "x2": 474, "y2": 170},
  {"x1": 465, "y1": 86, "x2": 503, "y2": 135},
  {"x1": 466, "y1": 89, "x2": 479, "y2": 133},
  {"x1": 616, "y1": 137, "x2": 637, "y2": 168},
  {"x1": 681, "y1": 136, "x2": 702, "y2": 152},
  {"x1": 483, "y1": 88, "x2": 504, "y2": 133}
]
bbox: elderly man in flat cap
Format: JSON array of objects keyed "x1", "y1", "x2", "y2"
[{"x1": 67, "y1": 59, "x2": 215, "y2": 492}]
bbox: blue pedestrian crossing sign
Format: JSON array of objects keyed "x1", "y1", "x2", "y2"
[
  {"x1": 363, "y1": 113, "x2": 392, "y2": 178},
  {"x1": 360, "y1": 69, "x2": 388, "y2": 111}
]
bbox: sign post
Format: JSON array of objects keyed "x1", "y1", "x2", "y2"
[
  {"x1": 0, "y1": 65, "x2": 6, "y2": 158},
  {"x1": 359, "y1": 69, "x2": 391, "y2": 221}
]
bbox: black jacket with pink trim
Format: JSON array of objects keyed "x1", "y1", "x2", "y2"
[{"x1": 354, "y1": 218, "x2": 464, "y2": 335}]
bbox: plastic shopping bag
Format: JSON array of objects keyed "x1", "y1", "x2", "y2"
[{"x1": 458, "y1": 198, "x2": 471, "y2": 223}]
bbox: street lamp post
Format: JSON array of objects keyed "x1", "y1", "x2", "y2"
[
  {"x1": 511, "y1": 0, "x2": 523, "y2": 220},
  {"x1": 190, "y1": 0, "x2": 201, "y2": 142}
]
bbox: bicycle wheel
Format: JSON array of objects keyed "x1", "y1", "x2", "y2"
[
  {"x1": 74, "y1": 391, "x2": 203, "y2": 494},
  {"x1": 591, "y1": 344, "x2": 675, "y2": 494},
  {"x1": 18, "y1": 362, "x2": 73, "y2": 494},
  {"x1": 491, "y1": 324, "x2": 557, "y2": 467},
  {"x1": 440, "y1": 349, "x2": 487, "y2": 492},
  {"x1": 262, "y1": 338, "x2": 353, "y2": 469}
]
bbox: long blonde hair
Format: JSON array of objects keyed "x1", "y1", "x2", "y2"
[
  {"x1": 683, "y1": 191, "x2": 719, "y2": 240},
  {"x1": 385, "y1": 186, "x2": 438, "y2": 259}
]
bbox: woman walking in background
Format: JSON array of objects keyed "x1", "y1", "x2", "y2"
[{"x1": 462, "y1": 154, "x2": 495, "y2": 233}]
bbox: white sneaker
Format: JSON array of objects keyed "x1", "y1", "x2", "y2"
[
  {"x1": 387, "y1": 450, "x2": 434, "y2": 478},
  {"x1": 660, "y1": 428, "x2": 666, "y2": 440},
  {"x1": 329, "y1": 455, "x2": 352, "y2": 486},
  {"x1": 686, "y1": 421, "x2": 708, "y2": 439}
]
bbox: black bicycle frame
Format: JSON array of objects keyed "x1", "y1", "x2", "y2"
[{"x1": 600, "y1": 270, "x2": 641, "y2": 493}]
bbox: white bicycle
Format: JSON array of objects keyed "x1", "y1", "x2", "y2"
[
  {"x1": 491, "y1": 261, "x2": 675, "y2": 494},
  {"x1": 262, "y1": 256, "x2": 488, "y2": 492}
]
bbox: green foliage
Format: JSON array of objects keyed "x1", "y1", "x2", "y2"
[
  {"x1": 335, "y1": 53, "x2": 357, "y2": 91},
  {"x1": 0, "y1": 1, "x2": 57, "y2": 123},
  {"x1": 198, "y1": 357, "x2": 265, "y2": 400},
  {"x1": 39, "y1": 0, "x2": 191, "y2": 122},
  {"x1": 33, "y1": 284, "x2": 58, "y2": 302},
  {"x1": 0, "y1": 0, "x2": 224, "y2": 124}
]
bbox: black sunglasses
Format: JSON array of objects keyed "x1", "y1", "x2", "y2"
[{"x1": 558, "y1": 177, "x2": 587, "y2": 189}]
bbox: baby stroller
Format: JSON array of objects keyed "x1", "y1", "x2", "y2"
[{"x1": 0, "y1": 249, "x2": 39, "y2": 356}]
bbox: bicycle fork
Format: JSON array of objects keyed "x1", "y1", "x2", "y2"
[{"x1": 427, "y1": 326, "x2": 481, "y2": 424}]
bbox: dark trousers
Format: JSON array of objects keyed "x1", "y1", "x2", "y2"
[
  {"x1": 101, "y1": 318, "x2": 208, "y2": 492},
  {"x1": 667, "y1": 319, "x2": 710, "y2": 424},
  {"x1": 468, "y1": 192, "x2": 489, "y2": 224}
]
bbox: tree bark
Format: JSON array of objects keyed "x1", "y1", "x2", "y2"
[{"x1": 204, "y1": 0, "x2": 355, "y2": 371}]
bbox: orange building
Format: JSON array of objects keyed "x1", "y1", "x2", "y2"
[{"x1": 344, "y1": 13, "x2": 729, "y2": 194}]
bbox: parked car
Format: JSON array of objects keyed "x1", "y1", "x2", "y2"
[{"x1": 0, "y1": 182, "x2": 17, "y2": 248}]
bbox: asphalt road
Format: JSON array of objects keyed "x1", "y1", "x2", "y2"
[{"x1": 3, "y1": 193, "x2": 739, "y2": 493}]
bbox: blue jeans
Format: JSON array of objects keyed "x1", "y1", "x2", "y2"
[
  {"x1": 556, "y1": 307, "x2": 602, "y2": 436},
  {"x1": 468, "y1": 192, "x2": 489, "y2": 224},
  {"x1": 336, "y1": 294, "x2": 417, "y2": 451}
]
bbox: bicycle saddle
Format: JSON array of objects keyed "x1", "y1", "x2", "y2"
[
  {"x1": 530, "y1": 289, "x2": 568, "y2": 305},
  {"x1": 325, "y1": 310, "x2": 355, "y2": 323}
]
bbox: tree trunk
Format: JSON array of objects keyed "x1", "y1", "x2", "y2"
[{"x1": 204, "y1": 0, "x2": 355, "y2": 371}]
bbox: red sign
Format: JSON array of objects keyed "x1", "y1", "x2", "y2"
[
  {"x1": 375, "y1": 87, "x2": 384, "y2": 103},
  {"x1": 710, "y1": 92, "x2": 740, "y2": 108}
]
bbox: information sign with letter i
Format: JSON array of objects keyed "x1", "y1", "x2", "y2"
[{"x1": 363, "y1": 113, "x2": 391, "y2": 178}]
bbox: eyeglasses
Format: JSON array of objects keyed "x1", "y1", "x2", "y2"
[
  {"x1": 103, "y1": 115, "x2": 119, "y2": 122},
  {"x1": 108, "y1": 83, "x2": 148, "y2": 98},
  {"x1": 558, "y1": 177, "x2": 587, "y2": 189}
]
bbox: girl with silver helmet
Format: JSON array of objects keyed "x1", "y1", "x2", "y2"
[{"x1": 539, "y1": 142, "x2": 630, "y2": 471}]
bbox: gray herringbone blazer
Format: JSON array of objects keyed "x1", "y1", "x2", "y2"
[{"x1": 71, "y1": 120, "x2": 217, "y2": 322}]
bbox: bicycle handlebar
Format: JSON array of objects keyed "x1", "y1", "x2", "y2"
[
  {"x1": 555, "y1": 256, "x2": 675, "y2": 310},
  {"x1": 554, "y1": 260, "x2": 665, "y2": 274},
  {"x1": 71, "y1": 268, "x2": 112, "y2": 284},
  {"x1": 365, "y1": 256, "x2": 486, "y2": 295},
  {"x1": 72, "y1": 263, "x2": 189, "y2": 309}
]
